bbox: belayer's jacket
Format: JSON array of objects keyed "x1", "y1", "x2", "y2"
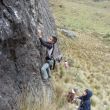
[{"x1": 78, "y1": 89, "x2": 93, "y2": 110}]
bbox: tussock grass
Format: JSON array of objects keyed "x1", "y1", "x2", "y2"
[
  {"x1": 51, "y1": 31, "x2": 110, "y2": 110},
  {"x1": 50, "y1": 0, "x2": 110, "y2": 109}
]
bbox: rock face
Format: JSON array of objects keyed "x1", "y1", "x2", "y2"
[{"x1": 0, "y1": 0, "x2": 59, "y2": 110}]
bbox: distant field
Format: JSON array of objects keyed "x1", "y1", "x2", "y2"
[{"x1": 50, "y1": 0, "x2": 110, "y2": 34}]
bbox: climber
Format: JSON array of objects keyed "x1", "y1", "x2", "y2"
[
  {"x1": 77, "y1": 89, "x2": 93, "y2": 110},
  {"x1": 38, "y1": 29, "x2": 57, "y2": 80}
]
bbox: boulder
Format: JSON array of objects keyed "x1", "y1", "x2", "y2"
[{"x1": 60, "y1": 29, "x2": 76, "y2": 39}]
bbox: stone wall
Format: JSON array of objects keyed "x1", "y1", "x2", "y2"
[{"x1": 0, "y1": 0, "x2": 59, "y2": 109}]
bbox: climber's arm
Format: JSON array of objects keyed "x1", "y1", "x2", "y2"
[
  {"x1": 78, "y1": 96, "x2": 83, "y2": 100},
  {"x1": 39, "y1": 38, "x2": 52, "y2": 49},
  {"x1": 37, "y1": 29, "x2": 52, "y2": 49}
]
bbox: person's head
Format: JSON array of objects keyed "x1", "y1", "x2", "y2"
[
  {"x1": 82, "y1": 89, "x2": 93, "y2": 100},
  {"x1": 48, "y1": 36, "x2": 57, "y2": 44},
  {"x1": 83, "y1": 90, "x2": 87, "y2": 96}
]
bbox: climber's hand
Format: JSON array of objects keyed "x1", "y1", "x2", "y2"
[{"x1": 37, "y1": 29, "x2": 42, "y2": 38}]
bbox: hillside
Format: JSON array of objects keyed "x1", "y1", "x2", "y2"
[{"x1": 49, "y1": 0, "x2": 110, "y2": 110}]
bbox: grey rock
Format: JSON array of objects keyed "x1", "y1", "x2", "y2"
[
  {"x1": 0, "y1": 0, "x2": 60, "y2": 109},
  {"x1": 60, "y1": 29, "x2": 76, "y2": 39}
]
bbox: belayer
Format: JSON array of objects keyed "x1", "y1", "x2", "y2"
[
  {"x1": 78, "y1": 89, "x2": 93, "y2": 110},
  {"x1": 67, "y1": 89, "x2": 93, "y2": 110},
  {"x1": 38, "y1": 29, "x2": 57, "y2": 80}
]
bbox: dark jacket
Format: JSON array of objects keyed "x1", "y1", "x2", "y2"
[
  {"x1": 39, "y1": 38, "x2": 52, "y2": 49},
  {"x1": 78, "y1": 89, "x2": 93, "y2": 110},
  {"x1": 39, "y1": 38, "x2": 54, "y2": 60}
]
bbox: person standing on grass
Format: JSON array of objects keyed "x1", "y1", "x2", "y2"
[
  {"x1": 78, "y1": 89, "x2": 93, "y2": 110},
  {"x1": 38, "y1": 29, "x2": 57, "y2": 80}
]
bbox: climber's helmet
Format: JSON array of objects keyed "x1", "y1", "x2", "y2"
[{"x1": 48, "y1": 36, "x2": 57, "y2": 44}]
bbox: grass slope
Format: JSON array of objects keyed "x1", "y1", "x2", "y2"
[
  {"x1": 50, "y1": 0, "x2": 110, "y2": 34},
  {"x1": 49, "y1": 0, "x2": 110, "y2": 110}
]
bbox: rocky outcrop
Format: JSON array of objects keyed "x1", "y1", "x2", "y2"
[
  {"x1": 60, "y1": 28, "x2": 76, "y2": 39},
  {"x1": 0, "y1": 0, "x2": 59, "y2": 109}
]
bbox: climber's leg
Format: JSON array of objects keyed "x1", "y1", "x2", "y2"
[
  {"x1": 47, "y1": 66, "x2": 51, "y2": 78},
  {"x1": 46, "y1": 59, "x2": 54, "y2": 78},
  {"x1": 41, "y1": 63, "x2": 50, "y2": 80}
]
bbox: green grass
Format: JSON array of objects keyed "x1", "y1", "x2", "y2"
[
  {"x1": 52, "y1": 33, "x2": 110, "y2": 110},
  {"x1": 17, "y1": 1, "x2": 110, "y2": 110},
  {"x1": 50, "y1": 0, "x2": 110, "y2": 34},
  {"x1": 48, "y1": 0, "x2": 110, "y2": 110}
]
